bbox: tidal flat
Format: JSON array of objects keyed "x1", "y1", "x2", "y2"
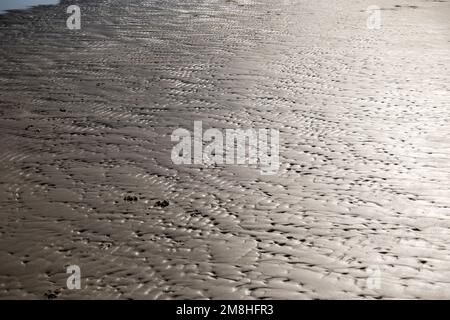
[{"x1": 0, "y1": 0, "x2": 449, "y2": 299}]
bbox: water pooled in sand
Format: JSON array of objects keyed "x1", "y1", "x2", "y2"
[
  {"x1": 0, "y1": 0, "x2": 449, "y2": 299},
  {"x1": 0, "y1": 0, "x2": 59, "y2": 14}
]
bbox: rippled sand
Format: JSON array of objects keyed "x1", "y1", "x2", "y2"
[{"x1": 0, "y1": 0, "x2": 450, "y2": 299}]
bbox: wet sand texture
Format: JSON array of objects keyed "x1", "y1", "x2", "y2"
[{"x1": 0, "y1": 0, "x2": 450, "y2": 299}]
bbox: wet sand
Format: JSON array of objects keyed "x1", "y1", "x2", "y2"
[{"x1": 0, "y1": 0, "x2": 450, "y2": 299}]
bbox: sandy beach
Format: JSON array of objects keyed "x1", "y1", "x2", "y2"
[{"x1": 0, "y1": 0, "x2": 450, "y2": 299}]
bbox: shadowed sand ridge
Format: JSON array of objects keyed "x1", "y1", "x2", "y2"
[{"x1": 0, "y1": 0, "x2": 450, "y2": 299}]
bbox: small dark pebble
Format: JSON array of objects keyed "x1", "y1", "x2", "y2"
[
  {"x1": 155, "y1": 200, "x2": 169, "y2": 208},
  {"x1": 45, "y1": 293, "x2": 57, "y2": 300},
  {"x1": 44, "y1": 289, "x2": 61, "y2": 300},
  {"x1": 124, "y1": 195, "x2": 138, "y2": 202}
]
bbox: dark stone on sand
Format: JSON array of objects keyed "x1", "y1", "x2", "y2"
[
  {"x1": 155, "y1": 200, "x2": 169, "y2": 208},
  {"x1": 124, "y1": 195, "x2": 138, "y2": 202},
  {"x1": 44, "y1": 289, "x2": 61, "y2": 300}
]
